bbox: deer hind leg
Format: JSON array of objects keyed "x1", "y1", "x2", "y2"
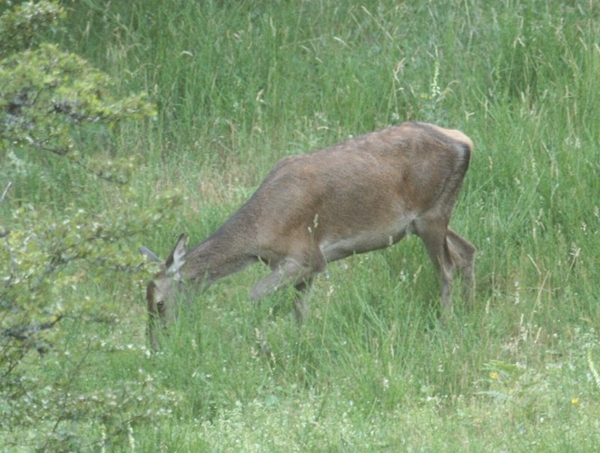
[
  {"x1": 415, "y1": 220, "x2": 456, "y2": 313},
  {"x1": 446, "y1": 228, "x2": 476, "y2": 303}
]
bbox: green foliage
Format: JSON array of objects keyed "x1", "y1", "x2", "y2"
[
  {"x1": 0, "y1": 0, "x2": 65, "y2": 57},
  {"x1": 1, "y1": 37, "x2": 156, "y2": 183},
  {"x1": 0, "y1": 1, "x2": 180, "y2": 450},
  {"x1": 1, "y1": 189, "x2": 181, "y2": 353},
  {"x1": 0, "y1": 40, "x2": 155, "y2": 135}
]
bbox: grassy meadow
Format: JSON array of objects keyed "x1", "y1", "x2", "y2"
[{"x1": 6, "y1": 0, "x2": 600, "y2": 450}]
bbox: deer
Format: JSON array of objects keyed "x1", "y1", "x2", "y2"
[{"x1": 140, "y1": 121, "x2": 476, "y2": 349}]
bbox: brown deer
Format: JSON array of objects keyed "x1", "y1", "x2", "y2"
[{"x1": 140, "y1": 122, "x2": 476, "y2": 349}]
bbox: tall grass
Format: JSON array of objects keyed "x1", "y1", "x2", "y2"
[{"x1": 12, "y1": 0, "x2": 599, "y2": 450}]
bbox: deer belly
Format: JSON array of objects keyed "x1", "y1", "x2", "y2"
[{"x1": 320, "y1": 221, "x2": 412, "y2": 262}]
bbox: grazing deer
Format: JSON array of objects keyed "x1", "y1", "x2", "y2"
[{"x1": 140, "y1": 122, "x2": 476, "y2": 349}]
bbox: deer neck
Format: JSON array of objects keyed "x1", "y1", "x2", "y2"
[{"x1": 181, "y1": 218, "x2": 257, "y2": 289}]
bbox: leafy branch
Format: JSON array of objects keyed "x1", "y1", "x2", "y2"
[{"x1": 1, "y1": 43, "x2": 156, "y2": 184}]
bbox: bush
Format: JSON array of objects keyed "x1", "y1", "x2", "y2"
[{"x1": 0, "y1": 2, "x2": 181, "y2": 450}]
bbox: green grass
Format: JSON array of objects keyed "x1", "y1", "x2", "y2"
[{"x1": 5, "y1": 0, "x2": 600, "y2": 450}]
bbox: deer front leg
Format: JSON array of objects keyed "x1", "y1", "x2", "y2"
[
  {"x1": 250, "y1": 249, "x2": 324, "y2": 323},
  {"x1": 250, "y1": 257, "x2": 315, "y2": 302},
  {"x1": 292, "y1": 278, "x2": 314, "y2": 323}
]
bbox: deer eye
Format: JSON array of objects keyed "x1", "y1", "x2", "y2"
[{"x1": 156, "y1": 300, "x2": 165, "y2": 311}]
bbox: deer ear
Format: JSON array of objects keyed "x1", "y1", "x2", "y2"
[
  {"x1": 165, "y1": 234, "x2": 187, "y2": 277},
  {"x1": 139, "y1": 246, "x2": 161, "y2": 263}
]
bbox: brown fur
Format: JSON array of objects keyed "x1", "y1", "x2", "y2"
[{"x1": 141, "y1": 122, "x2": 476, "y2": 349}]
